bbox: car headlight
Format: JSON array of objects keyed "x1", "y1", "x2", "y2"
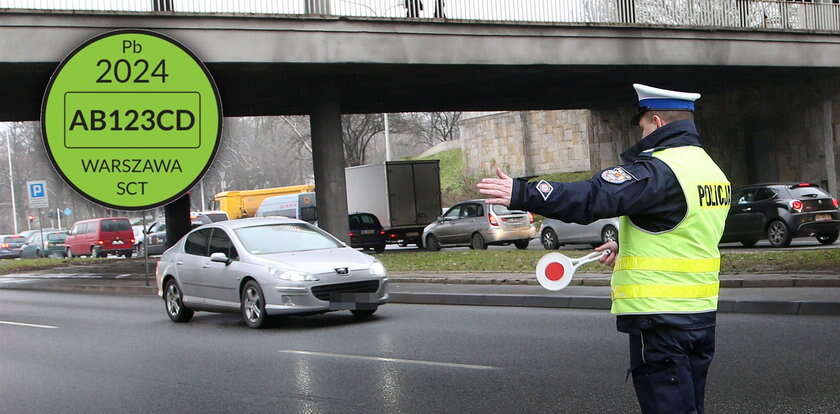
[
  {"x1": 270, "y1": 267, "x2": 319, "y2": 282},
  {"x1": 369, "y1": 261, "x2": 387, "y2": 277}
]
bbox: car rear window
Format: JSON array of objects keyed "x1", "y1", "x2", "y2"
[
  {"x1": 351, "y1": 214, "x2": 380, "y2": 226},
  {"x1": 47, "y1": 233, "x2": 67, "y2": 242},
  {"x1": 101, "y1": 219, "x2": 131, "y2": 232},
  {"x1": 204, "y1": 213, "x2": 228, "y2": 223},
  {"x1": 788, "y1": 186, "x2": 831, "y2": 199},
  {"x1": 4, "y1": 236, "x2": 24, "y2": 243},
  {"x1": 235, "y1": 224, "x2": 342, "y2": 255},
  {"x1": 492, "y1": 205, "x2": 525, "y2": 215}
]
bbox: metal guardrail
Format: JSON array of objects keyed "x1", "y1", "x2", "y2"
[{"x1": 1, "y1": 0, "x2": 839, "y2": 32}]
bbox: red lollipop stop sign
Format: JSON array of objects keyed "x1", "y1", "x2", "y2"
[{"x1": 536, "y1": 250, "x2": 611, "y2": 291}]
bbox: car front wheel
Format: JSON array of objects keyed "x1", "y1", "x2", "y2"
[
  {"x1": 767, "y1": 220, "x2": 792, "y2": 248},
  {"x1": 164, "y1": 280, "x2": 194, "y2": 323},
  {"x1": 816, "y1": 230, "x2": 839, "y2": 246},
  {"x1": 241, "y1": 281, "x2": 268, "y2": 329},
  {"x1": 425, "y1": 235, "x2": 441, "y2": 251},
  {"x1": 541, "y1": 228, "x2": 560, "y2": 250}
]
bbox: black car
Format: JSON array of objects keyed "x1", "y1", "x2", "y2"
[
  {"x1": 349, "y1": 213, "x2": 386, "y2": 253},
  {"x1": 721, "y1": 183, "x2": 839, "y2": 247}
]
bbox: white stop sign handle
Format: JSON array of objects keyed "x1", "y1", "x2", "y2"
[{"x1": 536, "y1": 250, "x2": 611, "y2": 291}]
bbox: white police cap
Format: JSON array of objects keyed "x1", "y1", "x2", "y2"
[{"x1": 634, "y1": 83, "x2": 701, "y2": 112}]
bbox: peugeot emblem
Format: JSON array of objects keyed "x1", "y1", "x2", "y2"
[{"x1": 335, "y1": 267, "x2": 349, "y2": 275}]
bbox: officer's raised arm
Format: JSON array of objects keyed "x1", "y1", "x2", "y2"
[{"x1": 479, "y1": 162, "x2": 666, "y2": 225}]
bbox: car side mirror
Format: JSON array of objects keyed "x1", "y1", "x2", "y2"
[{"x1": 210, "y1": 252, "x2": 231, "y2": 265}]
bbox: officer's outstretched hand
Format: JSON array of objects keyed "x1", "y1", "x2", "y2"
[
  {"x1": 595, "y1": 241, "x2": 618, "y2": 268},
  {"x1": 477, "y1": 168, "x2": 513, "y2": 206}
]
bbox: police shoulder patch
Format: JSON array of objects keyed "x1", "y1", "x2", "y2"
[
  {"x1": 536, "y1": 180, "x2": 554, "y2": 201},
  {"x1": 601, "y1": 167, "x2": 636, "y2": 184}
]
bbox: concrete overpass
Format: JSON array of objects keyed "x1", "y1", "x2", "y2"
[{"x1": 1, "y1": 3, "x2": 839, "y2": 242}]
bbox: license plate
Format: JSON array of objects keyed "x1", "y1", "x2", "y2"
[
  {"x1": 406, "y1": 232, "x2": 419, "y2": 237},
  {"x1": 112, "y1": 240, "x2": 124, "y2": 245},
  {"x1": 816, "y1": 214, "x2": 832, "y2": 221},
  {"x1": 361, "y1": 230, "x2": 376, "y2": 235}
]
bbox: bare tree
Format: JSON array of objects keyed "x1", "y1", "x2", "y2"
[
  {"x1": 342, "y1": 114, "x2": 385, "y2": 167},
  {"x1": 394, "y1": 112, "x2": 462, "y2": 147}
]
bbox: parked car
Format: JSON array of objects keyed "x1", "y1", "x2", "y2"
[
  {"x1": 156, "y1": 217, "x2": 389, "y2": 328},
  {"x1": 20, "y1": 230, "x2": 68, "y2": 258},
  {"x1": 540, "y1": 218, "x2": 620, "y2": 249},
  {"x1": 423, "y1": 200, "x2": 536, "y2": 250},
  {"x1": 0, "y1": 234, "x2": 26, "y2": 259},
  {"x1": 191, "y1": 210, "x2": 230, "y2": 224},
  {"x1": 18, "y1": 228, "x2": 57, "y2": 244},
  {"x1": 65, "y1": 217, "x2": 135, "y2": 258},
  {"x1": 138, "y1": 220, "x2": 167, "y2": 256},
  {"x1": 721, "y1": 183, "x2": 839, "y2": 247},
  {"x1": 349, "y1": 213, "x2": 386, "y2": 253}
]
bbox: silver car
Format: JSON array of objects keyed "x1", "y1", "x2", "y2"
[
  {"x1": 540, "y1": 217, "x2": 620, "y2": 249},
  {"x1": 156, "y1": 217, "x2": 389, "y2": 329},
  {"x1": 423, "y1": 200, "x2": 537, "y2": 250}
]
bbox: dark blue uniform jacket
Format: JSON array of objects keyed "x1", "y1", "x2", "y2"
[{"x1": 509, "y1": 120, "x2": 715, "y2": 333}]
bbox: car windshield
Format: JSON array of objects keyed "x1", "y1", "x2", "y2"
[
  {"x1": 788, "y1": 186, "x2": 830, "y2": 199},
  {"x1": 492, "y1": 205, "x2": 525, "y2": 215},
  {"x1": 234, "y1": 224, "x2": 342, "y2": 255}
]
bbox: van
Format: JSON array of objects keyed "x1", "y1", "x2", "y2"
[
  {"x1": 256, "y1": 192, "x2": 317, "y2": 224},
  {"x1": 66, "y1": 217, "x2": 135, "y2": 258}
]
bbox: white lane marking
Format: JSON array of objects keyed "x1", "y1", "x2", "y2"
[
  {"x1": 278, "y1": 350, "x2": 498, "y2": 370},
  {"x1": 0, "y1": 320, "x2": 59, "y2": 329}
]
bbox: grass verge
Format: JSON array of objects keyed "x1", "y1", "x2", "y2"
[
  {"x1": 0, "y1": 257, "x2": 114, "y2": 276},
  {"x1": 378, "y1": 248, "x2": 840, "y2": 274}
]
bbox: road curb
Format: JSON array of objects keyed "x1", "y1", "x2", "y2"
[
  {"x1": 5, "y1": 283, "x2": 840, "y2": 316},
  {"x1": 390, "y1": 277, "x2": 840, "y2": 288},
  {"x1": 388, "y1": 293, "x2": 840, "y2": 315}
]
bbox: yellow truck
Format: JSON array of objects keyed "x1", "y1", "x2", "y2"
[{"x1": 214, "y1": 184, "x2": 316, "y2": 219}]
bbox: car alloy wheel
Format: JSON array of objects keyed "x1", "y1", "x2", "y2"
[
  {"x1": 471, "y1": 233, "x2": 487, "y2": 250},
  {"x1": 164, "y1": 280, "x2": 193, "y2": 323},
  {"x1": 541, "y1": 229, "x2": 559, "y2": 250},
  {"x1": 767, "y1": 220, "x2": 792, "y2": 248},
  {"x1": 426, "y1": 235, "x2": 441, "y2": 251},
  {"x1": 602, "y1": 225, "x2": 618, "y2": 243},
  {"x1": 241, "y1": 281, "x2": 267, "y2": 329}
]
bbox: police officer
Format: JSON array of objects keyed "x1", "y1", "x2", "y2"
[{"x1": 477, "y1": 84, "x2": 731, "y2": 414}]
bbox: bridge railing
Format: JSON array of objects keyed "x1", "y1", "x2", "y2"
[{"x1": 1, "y1": 0, "x2": 839, "y2": 32}]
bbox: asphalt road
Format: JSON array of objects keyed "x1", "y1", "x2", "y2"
[{"x1": 2, "y1": 290, "x2": 839, "y2": 413}]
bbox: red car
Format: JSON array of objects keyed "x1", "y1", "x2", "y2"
[{"x1": 65, "y1": 217, "x2": 135, "y2": 258}]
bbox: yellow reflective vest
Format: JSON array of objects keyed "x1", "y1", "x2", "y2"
[{"x1": 611, "y1": 146, "x2": 731, "y2": 315}]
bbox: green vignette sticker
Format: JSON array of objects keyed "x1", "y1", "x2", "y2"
[{"x1": 41, "y1": 29, "x2": 222, "y2": 211}]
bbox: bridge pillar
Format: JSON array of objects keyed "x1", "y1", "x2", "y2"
[
  {"x1": 824, "y1": 98, "x2": 838, "y2": 196},
  {"x1": 310, "y1": 82, "x2": 350, "y2": 243},
  {"x1": 164, "y1": 193, "x2": 191, "y2": 249}
]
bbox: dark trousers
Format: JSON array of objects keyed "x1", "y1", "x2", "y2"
[{"x1": 628, "y1": 325, "x2": 715, "y2": 414}]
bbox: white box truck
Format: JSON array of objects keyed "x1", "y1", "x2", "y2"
[{"x1": 345, "y1": 160, "x2": 442, "y2": 247}]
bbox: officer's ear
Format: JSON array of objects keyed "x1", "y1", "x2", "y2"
[{"x1": 651, "y1": 114, "x2": 666, "y2": 128}]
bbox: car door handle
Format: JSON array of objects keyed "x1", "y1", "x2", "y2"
[
  {"x1": 201, "y1": 263, "x2": 211, "y2": 268},
  {"x1": 743, "y1": 208, "x2": 752, "y2": 212},
  {"x1": 176, "y1": 261, "x2": 183, "y2": 265}
]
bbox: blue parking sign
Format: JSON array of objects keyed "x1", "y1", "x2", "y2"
[{"x1": 27, "y1": 180, "x2": 49, "y2": 209}]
